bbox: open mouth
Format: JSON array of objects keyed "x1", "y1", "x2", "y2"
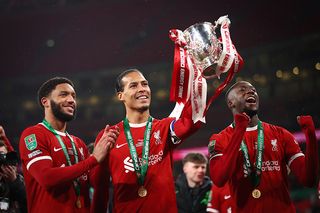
[
  {"x1": 245, "y1": 96, "x2": 256, "y2": 104},
  {"x1": 136, "y1": 95, "x2": 148, "y2": 100}
]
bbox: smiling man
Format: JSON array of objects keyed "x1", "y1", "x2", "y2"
[
  {"x1": 91, "y1": 69, "x2": 202, "y2": 213},
  {"x1": 19, "y1": 77, "x2": 119, "y2": 213},
  {"x1": 208, "y1": 81, "x2": 319, "y2": 213}
]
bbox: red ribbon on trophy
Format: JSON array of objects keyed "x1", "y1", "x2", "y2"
[{"x1": 169, "y1": 15, "x2": 244, "y2": 123}]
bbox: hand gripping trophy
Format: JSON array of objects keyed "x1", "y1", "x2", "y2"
[{"x1": 169, "y1": 15, "x2": 244, "y2": 122}]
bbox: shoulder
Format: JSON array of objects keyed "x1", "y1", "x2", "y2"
[
  {"x1": 20, "y1": 124, "x2": 47, "y2": 141},
  {"x1": 209, "y1": 125, "x2": 233, "y2": 141},
  {"x1": 262, "y1": 122, "x2": 293, "y2": 137},
  {"x1": 154, "y1": 117, "x2": 175, "y2": 127}
]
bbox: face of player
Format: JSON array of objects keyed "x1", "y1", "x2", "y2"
[
  {"x1": 228, "y1": 81, "x2": 259, "y2": 117},
  {"x1": 183, "y1": 162, "x2": 207, "y2": 187},
  {"x1": 118, "y1": 71, "x2": 151, "y2": 113},
  {"x1": 47, "y1": 83, "x2": 77, "y2": 122}
]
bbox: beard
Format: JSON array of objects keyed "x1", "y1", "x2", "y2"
[
  {"x1": 50, "y1": 100, "x2": 76, "y2": 122},
  {"x1": 137, "y1": 105, "x2": 149, "y2": 113},
  {"x1": 244, "y1": 108, "x2": 258, "y2": 118}
]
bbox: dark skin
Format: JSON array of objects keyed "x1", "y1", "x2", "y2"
[{"x1": 226, "y1": 81, "x2": 258, "y2": 126}]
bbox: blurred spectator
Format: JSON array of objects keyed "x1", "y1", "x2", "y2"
[
  {"x1": 0, "y1": 126, "x2": 27, "y2": 213},
  {"x1": 175, "y1": 152, "x2": 212, "y2": 213}
]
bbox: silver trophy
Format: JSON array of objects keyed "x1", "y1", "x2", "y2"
[{"x1": 183, "y1": 22, "x2": 221, "y2": 79}]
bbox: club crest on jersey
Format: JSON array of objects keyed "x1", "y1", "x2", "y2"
[
  {"x1": 271, "y1": 139, "x2": 278, "y2": 151},
  {"x1": 153, "y1": 130, "x2": 162, "y2": 145},
  {"x1": 24, "y1": 134, "x2": 37, "y2": 151}
]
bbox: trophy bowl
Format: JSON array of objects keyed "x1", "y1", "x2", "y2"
[{"x1": 183, "y1": 22, "x2": 222, "y2": 79}]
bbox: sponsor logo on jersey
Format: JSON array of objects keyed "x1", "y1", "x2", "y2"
[
  {"x1": 28, "y1": 150, "x2": 42, "y2": 158},
  {"x1": 24, "y1": 134, "x2": 37, "y2": 151},
  {"x1": 224, "y1": 195, "x2": 231, "y2": 200},
  {"x1": 123, "y1": 150, "x2": 164, "y2": 173},
  {"x1": 54, "y1": 147, "x2": 63, "y2": 152},
  {"x1": 261, "y1": 160, "x2": 280, "y2": 172},
  {"x1": 271, "y1": 139, "x2": 278, "y2": 151},
  {"x1": 153, "y1": 130, "x2": 162, "y2": 145},
  {"x1": 123, "y1": 157, "x2": 134, "y2": 173},
  {"x1": 116, "y1": 143, "x2": 127, "y2": 149}
]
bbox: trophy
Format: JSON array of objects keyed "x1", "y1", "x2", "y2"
[
  {"x1": 169, "y1": 15, "x2": 243, "y2": 122},
  {"x1": 183, "y1": 22, "x2": 221, "y2": 79}
]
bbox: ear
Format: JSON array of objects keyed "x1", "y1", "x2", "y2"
[
  {"x1": 227, "y1": 97, "x2": 235, "y2": 109},
  {"x1": 41, "y1": 97, "x2": 50, "y2": 108},
  {"x1": 117, "y1": 92, "x2": 123, "y2": 101}
]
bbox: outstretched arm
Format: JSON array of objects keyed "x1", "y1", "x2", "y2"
[
  {"x1": 209, "y1": 113, "x2": 249, "y2": 187},
  {"x1": 290, "y1": 115, "x2": 319, "y2": 187},
  {"x1": 171, "y1": 101, "x2": 202, "y2": 141}
]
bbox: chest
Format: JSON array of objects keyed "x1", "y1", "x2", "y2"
[
  {"x1": 241, "y1": 131, "x2": 284, "y2": 162},
  {"x1": 48, "y1": 136, "x2": 85, "y2": 166}
]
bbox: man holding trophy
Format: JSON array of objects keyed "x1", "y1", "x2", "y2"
[{"x1": 91, "y1": 15, "x2": 243, "y2": 212}]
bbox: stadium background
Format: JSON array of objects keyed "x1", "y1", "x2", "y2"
[{"x1": 0, "y1": 0, "x2": 319, "y2": 212}]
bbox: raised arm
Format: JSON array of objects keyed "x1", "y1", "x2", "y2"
[
  {"x1": 209, "y1": 113, "x2": 249, "y2": 187},
  {"x1": 290, "y1": 115, "x2": 319, "y2": 187}
]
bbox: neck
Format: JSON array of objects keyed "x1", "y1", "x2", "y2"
[
  {"x1": 248, "y1": 115, "x2": 259, "y2": 127},
  {"x1": 125, "y1": 109, "x2": 150, "y2": 124},
  {"x1": 44, "y1": 114, "x2": 67, "y2": 132},
  {"x1": 187, "y1": 179, "x2": 202, "y2": 188}
]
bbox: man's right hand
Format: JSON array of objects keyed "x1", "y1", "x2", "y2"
[
  {"x1": 234, "y1": 113, "x2": 250, "y2": 128},
  {"x1": 93, "y1": 125, "x2": 120, "y2": 163}
]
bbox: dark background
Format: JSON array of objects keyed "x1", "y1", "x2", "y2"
[{"x1": 0, "y1": 1, "x2": 320, "y2": 211}]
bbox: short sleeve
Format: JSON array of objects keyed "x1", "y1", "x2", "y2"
[
  {"x1": 19, "y1": 126, "x2": 52, "y2": 171},
  {"x1": 208, "y1": 133, "x2": 227, "y2": 160},
  {"x1": 281, "y1": 128, "x2": 304, "y2": 167}
]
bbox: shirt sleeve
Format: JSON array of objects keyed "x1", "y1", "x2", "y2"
[
  {"x1": 209, "y1": 114, "x2": 248, "y2": 187},
  {"x1": 207, "y1": 185, "x2": 220, "y2": 213},
  {"x1": 169, "y1": 100, "x2": 202, "y2": 145},
  {"x1": 281, "y1": 128, "x2": 304, "y2": 167},
  {"x1": 90, "y1": 129, "x2": 111, "y2": 213},
  {"x1": 19, "y1": 127, "x2": 98, "y2": 189}
]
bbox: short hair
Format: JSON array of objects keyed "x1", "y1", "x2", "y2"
[
  {"x1": 225, "y1": 80, "x2": 251, "y2": 103},
  {"x1": 182, "y1": 152, "x2": 208, "y2": 166},
  {"x1": 37, "y1": 77, "x2": 74, "y2": 108},
  {"x1": 115, "y1": 68, "x2": 143, "y2": 93}
]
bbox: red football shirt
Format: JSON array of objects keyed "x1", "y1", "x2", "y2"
[
  {"x1": 207, "y1": 184, "x2": 234, "y2": 213},
  {"x1": 92, "y1": 117, "x2": 181, "y2": 213},
  {"x1": 19, "y1": 123, "x2": 97, "y2": 213},
  {"x1": 209, "y1": 122, "x2": 303, "y2": 213}
]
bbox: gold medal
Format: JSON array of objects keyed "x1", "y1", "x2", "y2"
[
  {"x1": 252, "y1": 189, "x2": 261, "y2": 199},
  {"x1": 138, "y1": 186, "x2": 147, "y2": 197},
  {"x1": 76, "y1": 197, "x2": 82, "y2": 208}
]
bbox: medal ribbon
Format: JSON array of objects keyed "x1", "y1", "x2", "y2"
[
  {"x1": 233, "y1": 120, "x2": 264, "y2": 187},
  {"x1": 123, "y1": 117, "x2": 153, "y2": 185},
  {"x1": 42, "y1": 119, "x2": 81, "y2": 199}
]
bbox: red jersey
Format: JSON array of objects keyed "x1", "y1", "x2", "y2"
[
  {"x1": 207, "y1": 184, "x2": 234, "y2": 213},
  {"x1": 19, "y1": 123, "x2": 98, "y2": 213},
  {"x1": 209, "y1": 122, "x2": 303, "y2": 213},
  {"x1": 92, "y1": 117, "x2": 181, "y2": 213}
]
